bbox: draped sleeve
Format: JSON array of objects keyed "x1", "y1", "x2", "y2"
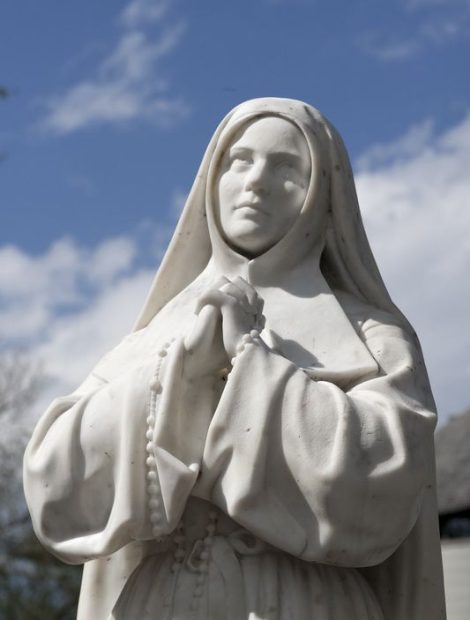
[
  {"x1": 194, "y1": 313, "x2": 437, "y2": 568},
  {"x1": 23, "y1": 338, "x2": 216, "y2": 565}
]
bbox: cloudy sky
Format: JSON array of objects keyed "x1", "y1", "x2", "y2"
[{"x1": 1, "y1": 0, "x2": 469, "y2": 422}]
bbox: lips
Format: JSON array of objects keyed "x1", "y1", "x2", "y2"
[{"x1": 236, "y1": 202, "x2": 268, "y2": 215}]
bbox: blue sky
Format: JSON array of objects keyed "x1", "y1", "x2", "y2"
[{"x1": 1, "y1": 0, "x2": 469, "y2": 421}]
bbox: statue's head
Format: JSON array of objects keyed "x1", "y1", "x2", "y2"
[
  {"x1": 215, "y1": 115, "x2": 312, "y2": 258},
  {"x1": 205, "y1": 101, "x2": 332, "y2": 270}
]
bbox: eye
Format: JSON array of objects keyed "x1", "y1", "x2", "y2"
[
  {"x1": 230, "y1": 153, "x2": 252, "y2": 166},
  {"x1": 275, "y1": 160, "x2": 297, "y2": 179},
  {"x1": 227, "y1": 149, "x2": 253, "y2": 170}
]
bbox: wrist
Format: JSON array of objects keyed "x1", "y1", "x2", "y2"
[
  {"x1": 182, "y1": 349, "x2": 228, "y2": 380},
  {"x1": 229, "y1": 329, "x2": 262, "y2": 366}
]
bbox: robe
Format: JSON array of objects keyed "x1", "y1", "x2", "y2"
[{"x1": 23, "y1": 289, "x2": 444, "y2": 619}]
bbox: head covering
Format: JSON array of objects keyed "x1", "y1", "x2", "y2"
[{"x1": 135, "y1": 98, "x2": 410, "y2": 335}]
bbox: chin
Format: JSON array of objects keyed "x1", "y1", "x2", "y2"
[{"x1": 231, "y1": 235, "x2": 273, "y2": 257}]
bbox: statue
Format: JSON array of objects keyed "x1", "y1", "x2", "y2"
[{"x1": 24, "y1": 98, "x2": 446, "y2": 619}]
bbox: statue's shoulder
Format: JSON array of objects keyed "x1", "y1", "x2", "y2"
[
  {"x1": 87, "y1": 328, "x2": 150, "y2": 385},
  {"x1": 334, "y1": 289, "x2": 409, "y2": 342}
]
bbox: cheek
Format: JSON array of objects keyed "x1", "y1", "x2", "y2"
[
  {"x1": 282, "y1": 180, "x2": 308, "y2": 213},
  {"x1": 217, "y1": 173, "x2": 239, "y2": 212}
]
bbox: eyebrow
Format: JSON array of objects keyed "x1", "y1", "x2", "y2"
[
  {"x1": 229, "y1": 146, "x2": 252, "y2": 155},
  {"x1": 269, "y1": 151, "x2": 303, "y2": 163},
  {"x1": 229, "y1": 146, "x2": 303, "y2": 163}
]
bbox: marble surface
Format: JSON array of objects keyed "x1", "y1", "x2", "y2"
[{"x1": 24, "y1": 98, "x2": 446, "y2": 619}]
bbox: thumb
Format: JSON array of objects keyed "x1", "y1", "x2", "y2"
[{"x1": 184, "y1": 305, "x2": 220, "y2": 352}]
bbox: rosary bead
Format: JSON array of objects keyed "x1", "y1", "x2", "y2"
[
  {"x1": 149, "y1": 378, "x2": 162, "y2": 393},
  {"x1": 149, "y1": 497, "x2": 161, "y2": 509}
]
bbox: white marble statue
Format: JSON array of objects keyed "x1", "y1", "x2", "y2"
[{"x1": 24, "y1": 98, "x2": 446, "y2": 619}]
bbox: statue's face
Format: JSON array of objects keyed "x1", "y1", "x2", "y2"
[{"x1": 216, "y1": 116, "x2": 311, "y2": 257}]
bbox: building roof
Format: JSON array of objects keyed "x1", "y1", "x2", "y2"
[{"x1": 435, "y1": 409, "x2": 470, "y2": 514}]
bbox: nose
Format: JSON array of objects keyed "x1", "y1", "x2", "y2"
[{"x1": 244, "y1": 161, "x2": 269, "y2": 194}]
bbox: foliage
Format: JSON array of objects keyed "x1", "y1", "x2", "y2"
[{"x1": 0, "y1": 351, "x2": 81, "y2": 619}]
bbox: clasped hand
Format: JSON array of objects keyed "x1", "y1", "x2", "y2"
[{"x1": 183, "y1": 276, "x2": 264, "y2": 377}]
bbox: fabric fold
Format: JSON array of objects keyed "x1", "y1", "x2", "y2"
[{"x1": 195, "y1": 322, "x2": 436, "y2": 569}]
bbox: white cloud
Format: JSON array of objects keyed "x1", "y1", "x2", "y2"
[
  {"x1": 356, "y1": 114, "x2": 470, "y2": 420},
  {"x1": 0, "y1": 232, "x2": 165, "y2": 422},
  {"x1": 360, "y1": 0, "x2": 470, "y2": 61},
  {"x1": 0, "y1": 236, "x2": 139, "y2": 344},
  {"x1": 356, "y1": 119, "x2": 435, "y2": 170},
  {"x1": 120, "y1": 0, "x2": 170, "y2": 28},
  {"x1": 35, "y1": 269, "x2": 154, "y2": 389},
  {"x1": 359, "y1": 34, "x2": 421, "y2": 61},
  {"x1": 41, "y1": 1, "x2": 188, "y2": 134}
]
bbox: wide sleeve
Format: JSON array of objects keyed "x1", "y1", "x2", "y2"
[
  {"x1": 194, "y1": 319, "x2": 437, "y2": 568},
  {"x1": 23, "y1": 339, "x2": 215, "y2": 565}
]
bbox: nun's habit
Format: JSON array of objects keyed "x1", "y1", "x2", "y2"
[{"x1": 24, "y1": 98, "x2": 446, "y2": 619}]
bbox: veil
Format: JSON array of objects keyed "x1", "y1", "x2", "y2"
[{"x1": 133, "y1": 97, "x2": 415, "y2": 343}]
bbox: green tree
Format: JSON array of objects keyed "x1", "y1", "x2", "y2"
[{"x1": 0, "y1": 351, "x2": 81, "y2": 619}]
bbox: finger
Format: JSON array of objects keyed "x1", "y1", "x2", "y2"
[
  {"x1": 232, "y1": 276, "x2": 258, "y2": 307},
  {"x1": 193, "y1": 277, "x2": 230, "y2": 315},
  {"x1": 231, "y1": 277, "x2": 264, "y2": 320},
  {"x1": 214, "y1": 275, "x2": 231, "y2": 288},
  {"x1": 219, "y1": 283, "x2": 253, "y2": 314},
  {"x1": 195, "y1": 289, "x2": 235, "y2": 314},
  {"x1": 184, "y1": 305, "x2": 219, "y2": 351}
]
